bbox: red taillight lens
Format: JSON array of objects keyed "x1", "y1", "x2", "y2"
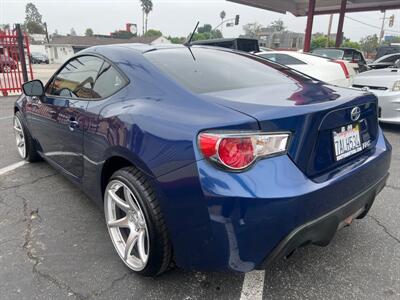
[
  {"x1": 334, "y1": 60, "x2": 350, "y2": 79},
  {"x1": 218, "y1": 137, "x2": 254, "y2": 169},
  {"x1": 198, "y1": 133, "x2": 218, "y2": 157},
  {"x1": 198, "y1": 132, "x2": 290, "y2": 171}
]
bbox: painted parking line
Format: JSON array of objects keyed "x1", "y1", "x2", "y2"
[
  {"x1": 0, "y1": 161, "x2": 28, "y2": 176},
  {"x1": 0, "y1": 115, "x2": 13, "y2": 121},
  {"x1": 239, "y1": 270, "x2": 265, "y2": 300}
]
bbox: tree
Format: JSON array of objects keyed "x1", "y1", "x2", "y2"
[
  {"x1": 197, "y1": 24, "x2": 212, "y2": 34},
  {"x1": 342, "y1": 39, "x2": 360, "y2": 50},
  {"x1": 144, "y1": 29, "x2": 162, "y2": 37},
  {"x1": 25, "y1": 21, "x2": 45, "y2": 34},
  {"x1": 85, "y1": 28, "x2": 94, "y2": 37},
  {"x1": 167, "y1": 36, "x2": 186, "y2": 44},
  {"x1": 70, "y1": 28, "x2": 77, "y2": 36},
  {"x1": 360, "y1": 34, "x2": 379, "y2": 57},
  {"x1": 311, "y1": 35, "x2": 335, "y2": 49},
  {"x1": 267, "y1": 19, "x2": 286, "y2": 32},
  {"x1": 141, "y1": 0, "x2": 153, "y2": 35},
  {"x1": 111, "y1": 30, "x2": 134, "y2": 39},
  {"x1": 24, "y1": 2, "x2": 45, "y2": 34},
  {"x1": 243, "y1": 22, "x2": 263, "y2": 38}
]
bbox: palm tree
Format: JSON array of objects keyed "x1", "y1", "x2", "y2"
[{"x1": 140, "y1": 0, "x2": 153, "y2": 35}]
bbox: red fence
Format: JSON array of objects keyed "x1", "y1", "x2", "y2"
[{"x1": 0, "y1": 28, "x2": 34, "y2": 96}]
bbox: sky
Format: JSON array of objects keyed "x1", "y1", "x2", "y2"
[{"x1": 1, "y1": 0, "x2": 400, "y2": 41}]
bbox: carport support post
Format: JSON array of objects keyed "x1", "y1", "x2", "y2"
[
  {"x1": 335, "y1": 0, "x2": 347, "y2": 47},
  {"x1": 16, "y1": 24, "x2": 29, "y2": 83},
  {"x1": 303, "y1": 0, "x2": 316, "y2": 52}
]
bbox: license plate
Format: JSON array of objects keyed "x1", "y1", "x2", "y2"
[{"x1": 333, "y1": 123, "x2": 363, "y2": 161}]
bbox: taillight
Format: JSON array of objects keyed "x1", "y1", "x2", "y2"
[
  {"x1": 334, "y1": 60, "x2": 350, "y2": 79},
  {"x1": 198, "y1": 132, "x2": 290, "y2": 171}
]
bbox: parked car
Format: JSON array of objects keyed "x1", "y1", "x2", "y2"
[
  {"x1": 311, "y1": 48, "x2": 369, "y2": 73},
  {"x1": 30, "y1": 52, "x2": 49, "y2": 64},
  {"x1": 353, "y1": 60, "x2": 400, "y2": 124},
  {"x1": 368, "y1": 53, "x2": 400, "y2": 69},
  {"x1": 256, "y1": 50, "x2": 354, "y2": 87},
  {"x1": 0, "y1": 54, "x2": 18, "y2": 73},
  {"x1": 14, "y1": 45, "x2": 391, "y2": 276},
  {"x1": 376, "y1": 45, "x2": 400, "y2": 59},
  {"x1": 191, "y1": 38, "x2": 260, "y2": 53}
]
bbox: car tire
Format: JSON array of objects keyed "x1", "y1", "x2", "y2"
[
  {"x1": 13, "y1": 112, "x2": 41, "y2": 162},
  {"x1": 104, "y1": 166, "x2": 172, "y2": 277}
]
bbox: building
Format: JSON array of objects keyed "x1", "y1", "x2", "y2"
[
  {"x1": 45, "y1": 35, "x2": 171, "y2": 64},
  {"x1": 257, "y1": 29, "x2": 304, "y2": 50}
]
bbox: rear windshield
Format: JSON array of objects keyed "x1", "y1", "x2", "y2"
[
  {"x1": 145, "y1": 47, "x2": 308, "y2": 93},
  {"x1": 312, "y1": 49, "x2": 344, "y2": 59}
]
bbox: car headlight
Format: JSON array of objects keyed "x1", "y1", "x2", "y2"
[{"x1": 393, "y1": 80, "x2": 400, "y2": 91}]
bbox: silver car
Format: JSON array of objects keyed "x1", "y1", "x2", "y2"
[{"x1": 353, "y1": 62, "x2": 400, "y2": 124}]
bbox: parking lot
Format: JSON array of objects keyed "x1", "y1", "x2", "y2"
[{"x1": 0, "y1": 94, "x2": 399, "y2": 299}]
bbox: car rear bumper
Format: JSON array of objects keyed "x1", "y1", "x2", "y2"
[
  {"x1": 156, "y1": 128, "x2": 391, "y2": 272},
  {"x1": 372, "y1": 90, "x2": 400, "y2": 124},
  {"x1": 257, "y1": 172, "x2": 388, "y2": 269}
]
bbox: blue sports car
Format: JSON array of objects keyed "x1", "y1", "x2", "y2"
[{"x1": 14, "y1": 44, "x2": 391, "y2": 276}]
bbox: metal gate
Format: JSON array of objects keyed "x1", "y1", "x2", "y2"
[{"x1": 0, "y1": 25, "x2": 34, "y2": 96}]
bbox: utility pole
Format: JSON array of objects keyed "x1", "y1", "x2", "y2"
[
  {"x1": 379, "y1": 10, "x2": 386, "y2": 44},
  {"x1": 326, "y1": 14, "x2": 333, "y2": 47},
  {"x1": 43, "y1": 22, "x2": 49, "y2": 43}
]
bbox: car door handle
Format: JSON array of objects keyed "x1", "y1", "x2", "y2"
[
  {"x1": 68, "y1": 118, "x2": 79, "y2": 131},
  {"x1": 31, "y1": 96, "x2": 41, "y2": 108}
]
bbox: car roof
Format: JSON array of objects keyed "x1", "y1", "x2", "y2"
[
  {"x1": 313, "y1": 47, "x2": 360, "y2": 52},
  {"x1": 191, "y1": 37, "x2": 258, "y2": 44},
  {"x1": 86, "y1": 43, "x2": 252, "y2": 57}
]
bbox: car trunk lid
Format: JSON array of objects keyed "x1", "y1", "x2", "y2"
[{"x1": 200, "y1": 82, "x2": 379, "y2": 178}]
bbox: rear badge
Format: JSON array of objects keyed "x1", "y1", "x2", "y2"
[{"x1": 351, "y1": 106, "x2": 361, "y2": 122}]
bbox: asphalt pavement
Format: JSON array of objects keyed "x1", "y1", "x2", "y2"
[{"x1": 0, "y1": 95, "x2": 399, "y2": 300}]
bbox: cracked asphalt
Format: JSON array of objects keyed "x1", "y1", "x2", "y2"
[{"x1": 0, "y1": 95, "x2": 399, "y2": 299}]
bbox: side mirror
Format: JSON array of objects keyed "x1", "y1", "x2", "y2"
[{"x1": 22, "y1": 80, "x2": 44, "y2": 97}]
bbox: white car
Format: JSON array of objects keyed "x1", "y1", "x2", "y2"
[
  {"x1": 256, "y1": 51, "x2": 355, "y2": 87},
  {"x1": 353, "y1": 66, "x2": 400, "y2": 124}
]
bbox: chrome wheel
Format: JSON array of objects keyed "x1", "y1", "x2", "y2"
[
  {"x1": 105, "y1": 180, "x2": 150, "y2": 271},
  {"x1": 13, "y1": 116, "x2": 26, "y2": 159}
]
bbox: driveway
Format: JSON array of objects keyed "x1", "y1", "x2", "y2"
[{"x1": 0, "y1": 96, "x2": 399, "y2": 299}]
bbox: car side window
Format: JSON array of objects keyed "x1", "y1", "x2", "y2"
[
  {"x1": 343, "y1": 50, "x2": 353, "y2": 61},
  {"x1": 382, "y1": 55, "x2": 400, "y2": 63},
  {"x1": 258, "y1": 54, "x2": 305, "y2": 65},
  {"x1": 92, "y1": 62, "x2": 127, "y2": 98},
  {"x1": 46, "y1": 56, "x2": 104, "y2": 99},
  {"x1": 274, "y1": 54, "x2": 306, "y2": 65}
]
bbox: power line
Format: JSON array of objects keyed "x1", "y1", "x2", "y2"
[{"x1": 345, "y1": 16, "x2": 400, "y2": 34}]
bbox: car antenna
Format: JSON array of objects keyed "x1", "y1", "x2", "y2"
[{"x1": 184, "y1": 21, "x2": 200, "y2": 47}]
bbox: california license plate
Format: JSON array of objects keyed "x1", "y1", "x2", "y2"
[{"x1": 333, "y1": 123, "x2": 363, "y2": 161}]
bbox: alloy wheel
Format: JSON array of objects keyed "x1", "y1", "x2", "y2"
[
  {"x1": 13, "y1": 116, "x2": 26, "y2": 159},
  {"x1": 105, "y1": 180, "x2": 150, "y2": 271}
]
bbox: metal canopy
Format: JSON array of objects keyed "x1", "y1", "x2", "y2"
[{"x1": 227, "y1": 0, "x2": 400, "y2": 16}]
